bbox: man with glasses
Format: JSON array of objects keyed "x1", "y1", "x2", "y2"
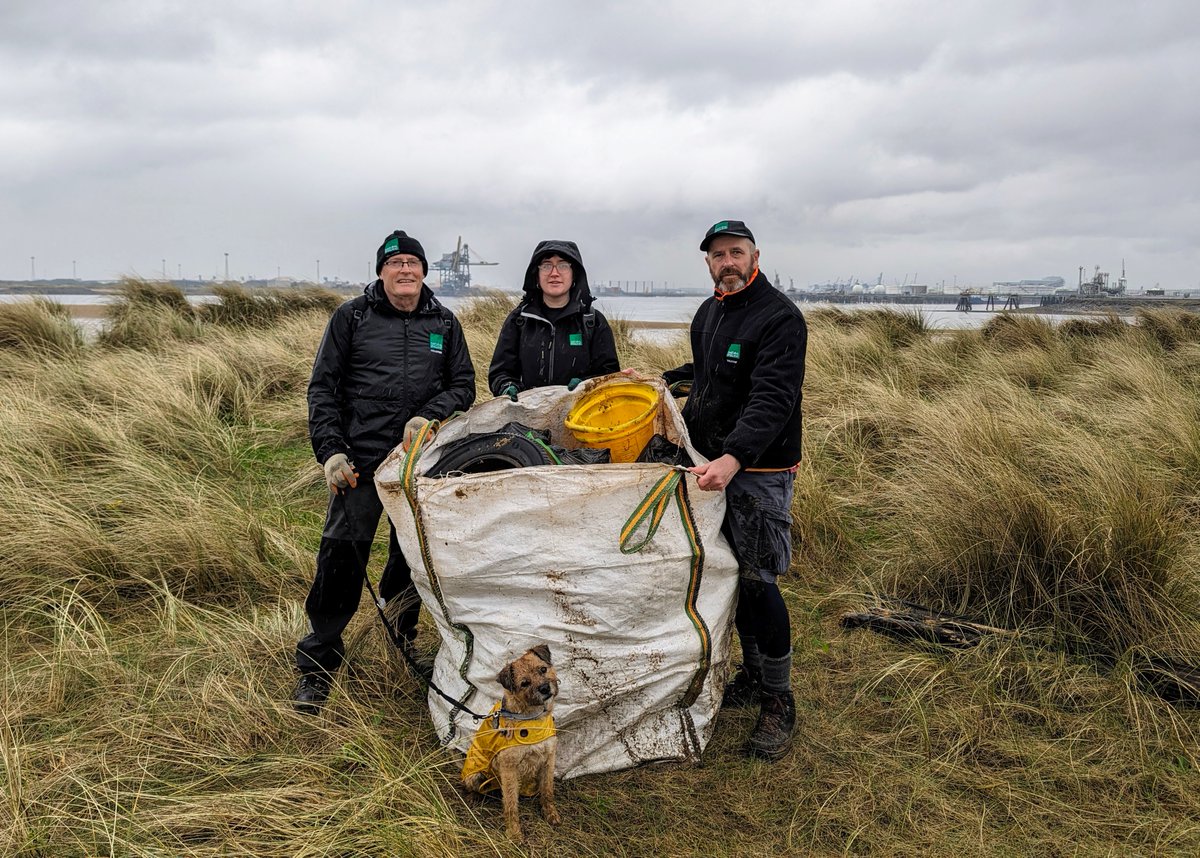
[
  {"x1": 663, "y1": 220, "x2": 807, "y2": 760},
  {"x1": 295, "y1": 229, "x2": 476, "y2": 714},
  {"x1": 488, "y1": 239, "x2": 619, "y2": 399}
]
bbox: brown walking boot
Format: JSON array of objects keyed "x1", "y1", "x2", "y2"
[{"x1": 748, "y1": 689, "x2": 795, "y2": 760}]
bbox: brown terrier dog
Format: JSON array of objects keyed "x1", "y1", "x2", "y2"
[{"x1": 461, "y1": 644, "x2": 561, "y2": 841}]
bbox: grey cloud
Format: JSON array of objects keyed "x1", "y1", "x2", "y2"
[{"x1": 1, "y1": 0, "x2": 1198, "y2": 289}]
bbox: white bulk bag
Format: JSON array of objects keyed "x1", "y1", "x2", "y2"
[{"x1": 374, "y1": 375, "x2": 740, "y2": 779}]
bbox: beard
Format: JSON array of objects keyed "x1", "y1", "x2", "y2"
[{"x1": 711, "y1": 266, "x2": 749, "y2": 293}]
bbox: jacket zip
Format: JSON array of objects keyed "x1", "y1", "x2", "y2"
[
  {"x1": 693, "y1": 301, "x2": 726, "y2": 418},
  {"x1": 520, "y1": 308, "x2": 557, "y2": 383}
]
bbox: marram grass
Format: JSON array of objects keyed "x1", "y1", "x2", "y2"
[{"x1": 3, "y1": 295, "x2": 1200, "y2": 855}]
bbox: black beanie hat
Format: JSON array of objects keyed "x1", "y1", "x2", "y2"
[{"x1": 375, "y1": 230, "x2": 428, "y2": 275}]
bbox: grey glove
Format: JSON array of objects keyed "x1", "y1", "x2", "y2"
[
  {"x1": 323, "y1": 452, "x2": 358, "y2": 494},
  {"x1": 499, "y1": 384, "x2": 519, "y2": 402},
  {"x1": 403, "y1": 416, "x2": 431, "y2": 451}
]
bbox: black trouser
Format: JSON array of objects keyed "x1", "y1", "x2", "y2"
[
  {"x1": 721, "y1": 470, "x2": 795, "y2": 658},
  {"x1": 295, "y1": 477, "x2": 421, "y2": 677},
  {"x1": 734, "y1": 578, "x2": 792, "y2": 658}
]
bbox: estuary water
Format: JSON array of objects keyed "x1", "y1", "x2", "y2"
[{"x1": 1, "y1": 291, "x2": 1108, "y2": 340}]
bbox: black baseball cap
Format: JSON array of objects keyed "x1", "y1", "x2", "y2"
[{"x1": 700, "y1": 219, "x2": 755, "y2": 251}]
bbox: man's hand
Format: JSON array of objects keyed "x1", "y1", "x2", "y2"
[
  {"x1": 689, "y1": 453, "x2": 741, "y2": 492},
  {"x1": 324, "y1": 453, "x2": 358, "y2": 494},
  {"x1": 403, "y1": 416, "x2": 431, "y2": 451},
  {"x1": 499, "y1": 384, "x2": 519, "y2": 402}
]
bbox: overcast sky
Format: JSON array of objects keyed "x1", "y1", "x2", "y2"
[{"x1": 3, "y1": 1, "x2": 1197, "y2": 291}]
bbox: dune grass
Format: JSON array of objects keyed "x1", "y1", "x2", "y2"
[
  {"x1": 0, "y1": 298, "x2": 85, "y2": 359},
  {"x1": 4, "y1": 296, "x2": 1200, "y2": 855}
]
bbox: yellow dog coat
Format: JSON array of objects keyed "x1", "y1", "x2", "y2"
[{"x1": 461, "y1": 702, "x2": 557, "y2": 796}]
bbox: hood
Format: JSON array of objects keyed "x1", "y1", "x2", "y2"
[{"x1": 521, "y1": 240, "x2": 593, "y2": 309}]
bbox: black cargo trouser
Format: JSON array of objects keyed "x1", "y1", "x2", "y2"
[{"x1": 295, "y1": 476, "x2": 421, "y2": 677}]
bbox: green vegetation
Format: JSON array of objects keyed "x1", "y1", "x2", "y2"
[{"x1": 3, "y1": 286, "x2": 1200, "y2": 855}]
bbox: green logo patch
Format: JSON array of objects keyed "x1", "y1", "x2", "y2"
[
  {"x1": 713, "y1": 221, "x2": 730, "y2": 233},
  {"x1": 725, "y1": 343, "x2": 741, "y2": 362},
  {"x1": 384, "y1": 237, "x2": 400, "y2": 254},
  {"x1": 569, "y1": 333, "x2": 583, "y2": 347},
  {"x1": 429, "y1": 333, "x2": 444, "y2": 353}
]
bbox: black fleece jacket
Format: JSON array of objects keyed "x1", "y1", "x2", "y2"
[
  {"x1": 487, "y1": 239, "x2": 620, "y2": 394},
  {"x1": 663, "y1": 271, "x2": 806, "y2": 469},
  {"x1": 308, "y1": 281, "x2": 476, "y2": 476}
]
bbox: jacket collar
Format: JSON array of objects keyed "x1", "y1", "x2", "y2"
[
  {"x1": 524, "y1": 287, "x2": 583, "y2": 319},
  {"x1": 712, "y1": 268, "x2": 766, "y2": 307},
  {"x1": 365, "y1": 280, "x2": 441, "y2": 315}
]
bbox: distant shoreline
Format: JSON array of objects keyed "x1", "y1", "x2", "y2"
[{"x1": 7, "y1": 284, "x2": 1200, "y2": 326}]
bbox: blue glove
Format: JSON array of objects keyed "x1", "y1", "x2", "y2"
[
  {"x1": 500, "y1": 384, "x2": 519, "y2": 402},
  {"x1": 566, "y1": 377, "x2": 582, "y2": 391}
]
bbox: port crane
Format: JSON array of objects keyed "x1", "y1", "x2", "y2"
[{"x1": 431, "y1": 236, "x2": 497, "y2": 294}]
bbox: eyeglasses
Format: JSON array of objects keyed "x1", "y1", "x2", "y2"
[
  {"x1": 384, "y1": 258, "x2": 422, "y2": 269},
  {"x1": 538, "y1": 261, "x2": 572, "y2": 274}
]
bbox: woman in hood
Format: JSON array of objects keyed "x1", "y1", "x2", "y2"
[{"x1": 488, "y1": 240, "x2": 620, "y2": 398}]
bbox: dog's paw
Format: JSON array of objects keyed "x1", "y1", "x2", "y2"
[{"x1": 545, "y1": 807, "x2": 562, "y2": 827}]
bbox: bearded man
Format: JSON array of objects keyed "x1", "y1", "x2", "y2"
[{"x1": 663, "y1": 220, "x2": 808, "y2": 760}]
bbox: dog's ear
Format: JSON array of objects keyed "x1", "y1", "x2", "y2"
[
  {"x1": 497, "y1": 663, "x2": 516, "y2": 692},
  {"x1": 530, "y1": 643, "x2": 552, "y2": 665}
]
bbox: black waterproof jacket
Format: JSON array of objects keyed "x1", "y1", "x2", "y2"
[
  {"x1": 487, "y1": 240, "x2": 620, "y2": 394},
  {"x1": 308, "y1": 281, "x2": 476, "y2": 477},
  {"x1": 663, "y1": 270, "x2": 806, "y2": 469}
]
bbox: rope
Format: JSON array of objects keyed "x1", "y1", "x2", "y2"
[{"x1": 362, "y1": 571, "x2": 491, "y2": 721}]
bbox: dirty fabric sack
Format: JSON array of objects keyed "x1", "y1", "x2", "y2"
[{"x1": 375, "y1": 377, "x2": 740, "y2": 780}]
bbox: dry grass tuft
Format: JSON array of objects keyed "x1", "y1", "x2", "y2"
[
  {"x1": 1135, "y1": 307, "x2": 1200, "y2": 351},
  {"x1": 1058, "y1": 312, "x2": 1128, "y2": 340},
  {"x1": 979, "y1": 312, "x2": 1058, "y2": 351},
  {"x1": 99, "y1": 279, "x2": 203, "y2": 350},
  {"x1": 200, "y1": 283, "x2": 345, "y2": 328},
  {"x1": 0, "y1": 298, "x2": 85, "y2": 358}
]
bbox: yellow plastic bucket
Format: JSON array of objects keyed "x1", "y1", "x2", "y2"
[{"x1": 564, "y1": 382, "x2": 660, "y2": 464}]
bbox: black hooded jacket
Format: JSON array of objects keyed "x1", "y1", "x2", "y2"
[
  {"x1": 308, "y1": 280, "x2": 476, "y2": 477},
  {"x1": 487, "y1": 240, "x2": 620, "y2": 394},
  {"x1": 663, "y1": 270, "x2": 806, "y2": 469}
]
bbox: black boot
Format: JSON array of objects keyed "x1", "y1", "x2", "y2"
[
  {"x1": 722, "y1": 664, "x2": 762, "y2": 708},
  {"x1": 748, "y1": 689, "x2": 796, "y2": 760},
  {"x1": 293, "y1": 673, "x2": 330, "y2": 715}
]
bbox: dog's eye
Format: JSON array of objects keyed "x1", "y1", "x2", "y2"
[{"x1": 539, "y1": 667, "x2": 547, "y2": 675}]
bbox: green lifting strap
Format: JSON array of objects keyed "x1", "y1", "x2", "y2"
[{"x1": 618, "y1": 466, "x2": 712, "y2": 707}]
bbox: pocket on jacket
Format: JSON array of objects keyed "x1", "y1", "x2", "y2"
[{"x1": 348, "y1": 397, "x2": 404, "y2": 448}]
